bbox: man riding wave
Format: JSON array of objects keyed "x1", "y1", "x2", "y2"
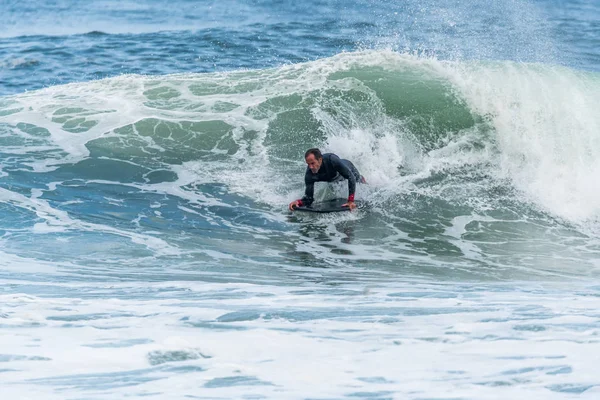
[{"x1": 289, "y1": 148, "x2": 366, "y2": 211}]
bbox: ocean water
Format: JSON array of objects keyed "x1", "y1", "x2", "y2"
[{"x1": 1, "y1": 0, "x2": 600, "y2": 398}]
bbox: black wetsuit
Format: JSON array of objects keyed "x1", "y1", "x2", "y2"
[{"x1": 300, "y1": 153, "x2": 362, "y2": 207}]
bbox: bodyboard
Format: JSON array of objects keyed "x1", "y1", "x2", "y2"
[{"x1": 294, "y1": 198, "x2": 360, "y2": 213}]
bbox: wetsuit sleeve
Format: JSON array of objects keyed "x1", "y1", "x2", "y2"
[
  {"x1": 331, "y1": 154, "x2": 356, "y2": 201},
  {"x1": 300, "y1": 170, "x2": 314, "y2": 206}
]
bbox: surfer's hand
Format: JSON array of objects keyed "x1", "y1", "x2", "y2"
[
  {"x1": 343, "y1": 201, "x2": 357, "y2": 210},
  {"x1": 289, "y1": 200, "x2": 301, "y2": 211}
]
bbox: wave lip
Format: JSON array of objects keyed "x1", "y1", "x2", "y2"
[{"x1": 445, "y1": 60, "x2": 600, "y2": 223}]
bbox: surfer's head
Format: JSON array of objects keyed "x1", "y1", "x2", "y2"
[{"x1": 305, "y1": 148, "x2": 323, "y2": 173}]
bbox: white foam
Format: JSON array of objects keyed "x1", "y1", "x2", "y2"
[
  {"x1": 1, "y1": 280, "x2": 599, "y2": 398},
  {"x1": 443, "y1": 61, "x2": 600, "y2": 224}
]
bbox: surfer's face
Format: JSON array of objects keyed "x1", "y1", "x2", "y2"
[{"x1": 306, "y1": 154, "x2": 322, "y2": 173}]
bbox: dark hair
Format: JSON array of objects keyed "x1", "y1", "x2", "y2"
[{"x1": 304, "y1": 148, "x2": 322, "y2": 160}]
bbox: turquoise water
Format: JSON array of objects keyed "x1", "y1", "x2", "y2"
[{"x1": 1, "y1": 1, "x2": 600, "y2": 399}]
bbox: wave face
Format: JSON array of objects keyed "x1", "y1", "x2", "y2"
[{"x1": 1, "y1": 51, "x2": 599, "y2": 282}]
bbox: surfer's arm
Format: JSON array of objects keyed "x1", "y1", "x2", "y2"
[
  {"x1": 331, "y1": 155, "x2": 356, "y2": 201},
  {"x1": 299, "y1": 180, "x2": 315, "y2": 206},
  {"x1": 290, "y1": 171, "x2": 315, "y2": 210},
  {"x1": 291, "y1": 171, "x2": 315, "y2": 209}
]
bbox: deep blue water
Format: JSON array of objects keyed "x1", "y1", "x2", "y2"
[{"x1": 1, "y1": 0, "x2": 598, "y2": 95}]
